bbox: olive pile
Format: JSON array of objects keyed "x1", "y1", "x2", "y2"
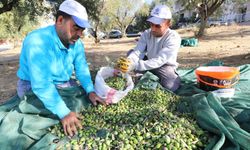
[
  {"x1": 50, "y1": 78, "x2": 209, "y2": 150},
  {"x1": 105, "y1": 76, "x2": 127, "y2": 90}
]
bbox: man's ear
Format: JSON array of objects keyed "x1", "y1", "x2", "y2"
[
  {"x1": 168, "y1": 21, "x2": 172, "y2": 27},
  {"x1": 56, "y1": 16, "x2": 64, "y2": 26},
  {"x1": 165, "y1": 19, "x2": 171, "y2": 27}
]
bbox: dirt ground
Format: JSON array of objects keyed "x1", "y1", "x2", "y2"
[{"x1": 1, "y1": 24, "x2": 250, "y2": 103}]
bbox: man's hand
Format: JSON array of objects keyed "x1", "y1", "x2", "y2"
[
  {"x1": 61, "y1": 112, "x2": 82, "y2": 137},
  {"x1": 88, "y1": 92, "x2": 106, "y2": 106},
  {"x1": 116, "y1": 57, "x2": 133, "y2": 73}
]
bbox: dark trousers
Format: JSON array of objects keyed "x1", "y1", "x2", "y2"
[{"x1": 151, "y1": 64, "x2": 181, "y2": 92}]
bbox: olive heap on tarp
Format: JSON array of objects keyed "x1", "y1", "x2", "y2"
[
  {"x1": 49, "y1": 76, "x2": 210, "y2": 150},
  {"x1": 105, "y1": 76, "x2": 127, "y2": 90}
]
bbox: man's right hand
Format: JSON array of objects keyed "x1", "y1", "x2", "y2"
[
  {"x1": 61, "y1": 112, "x2": 82, "y2": 137},
  {"x1": 88, "y1": 92, "x2": 107, "y2": 106}
]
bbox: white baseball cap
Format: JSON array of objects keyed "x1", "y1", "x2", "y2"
[
  {"x1": 147, "y1": 5, "x2": 172, "y2": 25},
  {"x1": 59, "y1": 0, "x2": 91, "y2": 28}
]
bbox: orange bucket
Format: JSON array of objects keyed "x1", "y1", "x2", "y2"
[{"x1": 195, "y1": 66, "x2": 240, "y2": 91}]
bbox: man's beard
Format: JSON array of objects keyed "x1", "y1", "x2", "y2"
[
  {"x1": 70, "y1": 36, "x2": 80, "y2": 43},
  {"x1": 151, "y1": 31, "x2": 162, "y2": 37}
]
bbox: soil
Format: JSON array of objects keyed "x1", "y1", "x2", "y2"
[{"x1": 1, "y1": 24, "x2": 250, "y2": 103}]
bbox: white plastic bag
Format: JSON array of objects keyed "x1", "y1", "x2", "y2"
[{"x1": 94, "y1": 67, "x2": 134, "y2": 104}]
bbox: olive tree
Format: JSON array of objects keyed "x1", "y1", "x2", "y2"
[
  {"x1": 132, "y1": 3, "x2": 151, "y2": 33},
  {"x1": 0, "y1": 0, "x2": 47, "y2": 17},
  {"x1": 104, "y1": 0, "x2": 146, "y2": 36},
  {"x1": 174, "y1": 0, "x2": 248, "y2": 37},
  {"x1": 0, "y1": 0, "x2": 19, "y2": 14},
  {"x1": 0, "y1": 0, "x2": 49, "y2": 40}
]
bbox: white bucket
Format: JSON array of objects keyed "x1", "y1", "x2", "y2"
[{"x1": 212, "y1": 88, "x2": 235, "y2": 98}]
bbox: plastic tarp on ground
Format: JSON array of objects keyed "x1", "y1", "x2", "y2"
[
  {"x1": 0, "y1": 61, "x2": 250, "y2": 149},
  {"x1": 0, "y1": 86, "x2": 92, "y2": 150},
  {"x1": 181, "y1": 38, "x2": 198, "y2": 47},
  {"x1": 176, "y1": 61, "x2": 250, "y2": 150}
]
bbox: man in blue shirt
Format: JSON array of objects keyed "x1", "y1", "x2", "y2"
[{"x1": 16, "y1": 0, "x2": 105, "y2": 137}]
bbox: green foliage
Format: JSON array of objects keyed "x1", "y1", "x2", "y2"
[
  {"x1": 132, "y1": 3, "x2": 151, "y2": 32},
  {"x1": 79, "y1": 0, "x2": 106, "y2": 42},
  {"x1": 104, "y1": 0, "x2": 147, "y2": 34},
  {"x1": 0, "y1": 12, "x2": 13, "y2": 39},
  {"x1": 78, "y1": 0, "x2": 105, "y2": 22},
  {"x1": 0, "y1": 0, "x2": 19, "y2": 14},
  {"x1": 51, "y1": 0, "x2": 151, "y2": 40},
  {"x1": 176, "y1": 0, "x2": 247, "y2": 17},
  {"x1": 0, "y1": 0, "x2": 50, "y2": 40},
  {"x1": 133, "y1": 14, "x2": 150, "y2": 32},
  {"x1": 174, "y1": 0, "x2": 248, "y2": 37},
  {"x1": 0, "y1": 10, "x2": 38, "y2": 40}
]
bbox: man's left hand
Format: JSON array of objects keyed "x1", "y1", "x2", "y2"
[{"x1": 88, "y1": 92, "x2": 106, "y2": 106}]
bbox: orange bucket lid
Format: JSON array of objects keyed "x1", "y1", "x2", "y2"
[{"x1": 195, "y1": 66, "x2": 239, "y2": 79}]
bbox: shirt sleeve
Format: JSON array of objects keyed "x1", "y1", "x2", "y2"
[
  {"x1": 23, "y1": 36, "x2": 70, "y2": 119},
  {"x1": 74, "y1": 41, "x2": 95, "y2": 94},
  {"x1": 127, "y1": 31, "x2": 148, "y2": 67}
]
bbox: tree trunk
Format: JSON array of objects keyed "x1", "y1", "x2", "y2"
[
  {"x1": 196, "y1": 0, "x2": 226, "y2": 38},
  {"x1": 122, "y1": 25, "x2": 128, "y2": 37},
  {"x1": 196, "y1": 18, "x2": 207, "y2": 38},
  {"x1": 94, "y1": 22, "x2": 100, "y2": 44},
  {"x1": 196, "y1": 2, "x2": 208, "y2": 38}
]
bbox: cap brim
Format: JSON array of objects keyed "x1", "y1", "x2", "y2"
[
  {"x1": 72, "y1": 16, "x2": 91, "y2": 28},
  {"x1": 147, "y1": 16, "x2": 165, "y2": 25}
]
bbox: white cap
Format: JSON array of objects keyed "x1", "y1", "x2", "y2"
[
  {"x1": 147, "y1": 5, "x2": 172, "y2": 25},
  {"x1": 59, "y1": 0, "x2": 91, "y2": 28}
]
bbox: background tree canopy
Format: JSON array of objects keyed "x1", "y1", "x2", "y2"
[
  {"x1": 175, "y1": 0, "x2": 248, "y2": 37},
  {"x1": 0, "y1": 0, "x2": 248, "y2": 40},
  {"x1": 0, "y1": 0, "x2": 50, "y2": 39}
]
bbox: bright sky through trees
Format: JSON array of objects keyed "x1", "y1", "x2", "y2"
[{"x1": 145, "y1": 0, "x2": 153, "y2": 4}]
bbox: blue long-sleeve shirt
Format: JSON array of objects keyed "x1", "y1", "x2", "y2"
[{"x1": 17, "y1": 25, "x2": 94, "y2": 119}]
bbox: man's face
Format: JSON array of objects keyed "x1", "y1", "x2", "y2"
[
  {"x1": 150, "y1": 20, "x2": 170, "y2": 37},
  {"x1": 56, "y1": 16, "x2": 85, "y2": 47}
]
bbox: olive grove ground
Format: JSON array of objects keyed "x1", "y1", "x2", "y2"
[{"x1": 1, "y1": 23, "x2": 250, "y2": 102}]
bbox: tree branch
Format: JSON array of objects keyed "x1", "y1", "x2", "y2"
[
  {"x1": 0, "y1": 0, "x2": 19, "y2": 14},
  {"x1": 207, "y1": 0, "x2": 225, "y2": 17}
]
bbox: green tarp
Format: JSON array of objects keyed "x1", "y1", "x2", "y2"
[
  {"x1": 0, "y1": 86, "x2": 92, "y2": 150},
  {"x1": 175, "y1": 61, "x2": 250, "y2": 150},
  {"x1": 0, "y1": 61, "x2": 250, "y2": 149},
  {"x1": 181, "y1": 38, "x2": 199, "y2": 47}
]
